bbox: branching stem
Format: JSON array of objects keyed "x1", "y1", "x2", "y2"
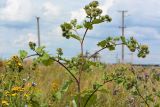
[
  {"x1": 135, "y1": 84, "x2": 150, "y2": 107},
  {"x1": 130, "y1": 67, "x2": 150, "y2": 107},
  {"x1": 88, "y1": 43, "x2": 122, "y2": 59},
  {"x1": 84, "y1": 79, "x2": 113, "y2": 107},
  {"x1": 25, "y1": 53, "x2": 79, "y2": 84}
]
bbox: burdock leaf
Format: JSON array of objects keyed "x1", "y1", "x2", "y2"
[
  {"x1": 97, "y1": 40, "x2": 107, "y2": 48},
  {"x1": 19, "y1": 50, "x2": 28, "y2": 59}
]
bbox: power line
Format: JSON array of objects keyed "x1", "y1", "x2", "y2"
[{"x1": 118, "y1": 10, "x2": 128, "y2": 63}]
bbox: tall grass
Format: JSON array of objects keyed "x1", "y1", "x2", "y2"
[{"x1": 1, "y1": 62, "x2": 159, "y2": 106}]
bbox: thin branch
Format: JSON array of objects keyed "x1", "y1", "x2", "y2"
[
  {"x1": 81, "y1": 18, "x2": 92, "y2": 45},
  {"x1": 78, "y1": 18, "x2": 92, "y2": 107},
  {"x1": 135, "y1": 84, "x2": 150, "y2": 107},
  {"x1": 130, "y1": 67, "x2": 150, "y2": 107},
  {"x1": 24, "y1": 54, "x2": 38, "y2": 59},
  {"x1": 88, "y1": 43, "x2": 123, "y2": 59},
  {"x1": 73, "y1": 29, "x2": 80, "y2": 37},
  {"x1": 51, "y1": 57, "x2": 79, "y2": 84},
  {"x1": 84, "y1": 79, "x2": 113, "y2": 107},
  {"x1": 81, "y1": 28, "x2": 89, "y2": 45},
  {"x1": 81, "y1": 18, "x2": 92, "y2": 55},
  {"x1": 88, "y1": 47, "x2": 107, "y2": 59},
  {"x1": 24, "y1": 53, "x2": 79, "y2": 84}
]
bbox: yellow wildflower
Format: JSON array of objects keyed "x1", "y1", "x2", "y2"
[
  {"x1": 19, "y1": 88, "x2": 25, "y2": 92},
  {"x1": 4, "y1": 91, "x2": 10, "y2": 96},
  {"x1": 52, "y1": 82, "x2": 59, "y2": 91},
  {"x1": 11, "y1": 93, "x2": 17, "y2": 97},
  {"x1": 11, "y1": 86, "x2": 21, "y2": 92},
  {"x1": 17, "y1": 62, "x2": 22, "y2": 66},
  {"x1": 12, "y1": 56, "x2": 19, "y2": 61},
  {"x1": 12, "y1": 55, "x2": 18, "y2": 59},
  {"x1": 17, "y1": 62, "x2": 23, "y2": 70},
  {"x1": 1, "y1": 100, "x2": 9, "y2": 106},
  {"x1": 24, "y1": 93, "x2": 29, "y2": 98}
]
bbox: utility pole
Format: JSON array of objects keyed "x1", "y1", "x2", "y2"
[
  {"x1": 130, "y1": 52, "x2": 134, "y2": 64},
  {"x1": 119, "y1": 10, "x2": 127, "y2": 63},
  {"x1": 36, "y1": 17, "x2": 41, "y2": 47}
]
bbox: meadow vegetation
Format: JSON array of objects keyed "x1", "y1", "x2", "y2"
[
  {"x1": 1, "y1": 63, "x2": 160, "y2": 107},
  {"x1": 1, "y1": 1, "x2": 159, "y2": 107}
]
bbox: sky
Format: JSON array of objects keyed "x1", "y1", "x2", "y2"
[{"x1": 0, "y1": 0, "x2": 160, "y2": 64}]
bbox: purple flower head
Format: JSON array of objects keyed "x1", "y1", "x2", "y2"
[
  {"x1": 32, "y1": 82, "x2": 37, "y2": 87},
  {"x1": 144, "y1": 73, "x2": 149, "y2": 79}
]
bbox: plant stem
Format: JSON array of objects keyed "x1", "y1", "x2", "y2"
[
  {"x1": 135, "y1": 84, "x2": 150, "y2": 107},
  {"x1": 26, "y1": 54, "x2": 81, "y2": 106},
  {"x1": 78, "y1": 18, "x2": 92, "y2": 107},
  {"x1": 84, "y1": 79, "x2": 113, "y2": 107},
  {"x1": 54, "y1": 59, "x2": 79, "y2": 84},
  {"x1": 88, "y1": 47, "x2": 107, "y2": 59},
  {"x1": 88, "y1": 43, "x2": 122, "y2": 59},
  {"x1": 78, "y1": 27, "x2": 89, "y2": 107},
  {"x1": 25, "y1": 54, "x2": 79, "y2": 84},
  {"x1": 77, "y1": 80, "x2": 81, "y2": 107},
  {"x1": 25, "y1": 54, "x2": 38, "y2": 59},
  {"x1": 130, "y1": 67, "x2": 150, "y2": 107},
  {"x1": 81, "y1": 18, "x2": 92, "y2": 56}
]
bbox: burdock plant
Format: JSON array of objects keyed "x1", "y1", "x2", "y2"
[{"x1": 16, "y1": 1, "x2": 149, "y2": 107}]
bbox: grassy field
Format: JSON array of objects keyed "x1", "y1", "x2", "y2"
[
  {"x1": 1, "y1": 60, "x2": 160, "y2": 107},
  {"x1": 0, "y1": 0, "x2": 153, "y2": 107}
]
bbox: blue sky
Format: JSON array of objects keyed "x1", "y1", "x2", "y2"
[{"x1": 0, "y1": 0, "x2": 160, "y2": 64}]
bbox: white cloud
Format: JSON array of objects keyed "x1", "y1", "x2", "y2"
[
  {"x1": 70, "y1": 8, "x2": 86, "y2": 22},
  {"x1": 14, "y1": 33, "x2": 37, "y2": 47},
  {"x1": 0, "y1": 0, "x2": 33, "y2": 21},
  {"x1": 100, "y1": 0, "x2": 115, "y2": 15},
  {"x1": 126, "y1": 27, "x2": 160, "y2": 40},
  {"x1": 42, "y1": 2, "x2": 60, "y2": 20},
  {"x1": 0, "y1": 0, "x2": 61, "y2": 22},
  {"x1": 13, "y1": 27, "x2": 64, "y2": 49},
  {"x1": 42, "y1": 26, "x2": 65, "y2": 46},
  {"x1": 109, "y1": 0, "x2": 160, "y2": 20}
]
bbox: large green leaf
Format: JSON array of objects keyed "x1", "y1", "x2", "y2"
[
  {"x1": 19, "y1": 50, "x2": 28, "y2": 59},
  {"x1": 83, "y1": 21, "x2": 93, "y2": 30},
  {"x1": 53, "y1": 80, "x2": 72, "y2": 101},
  {"x1": 72, "y1": 99, "x2": 77, "y2": 107},
  {"x1": 97, "y1": 40, "x2": 107, "y2": 48},
  {"x1": 70, "y1": 34, "x2": 81, "y2": 41},
  {"x1": 120, "y1": 36, "x2": 126, "y2": 44},
  {"x1": 76, "y1": 25, "x2": 83, "y2": 29},
  {"x1": 54, "y1": 91, "x2": 62, "y2": 100},
  {"x1": 74, "y1": 90, "x2": 97, "y2": 107},
  {"x1": 36, "y1": 46, "x2": 45, "y2": 55},
  {"x1": 61, "y1": 80, "x2": 73, "y2": 92},
  {"x1": 92, "y1": 19, "x2": 102, "y2": 24}
]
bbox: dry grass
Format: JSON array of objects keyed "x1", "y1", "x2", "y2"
[{"x1": 1, "y1": 62, "x2": 160, "y2": 107}]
